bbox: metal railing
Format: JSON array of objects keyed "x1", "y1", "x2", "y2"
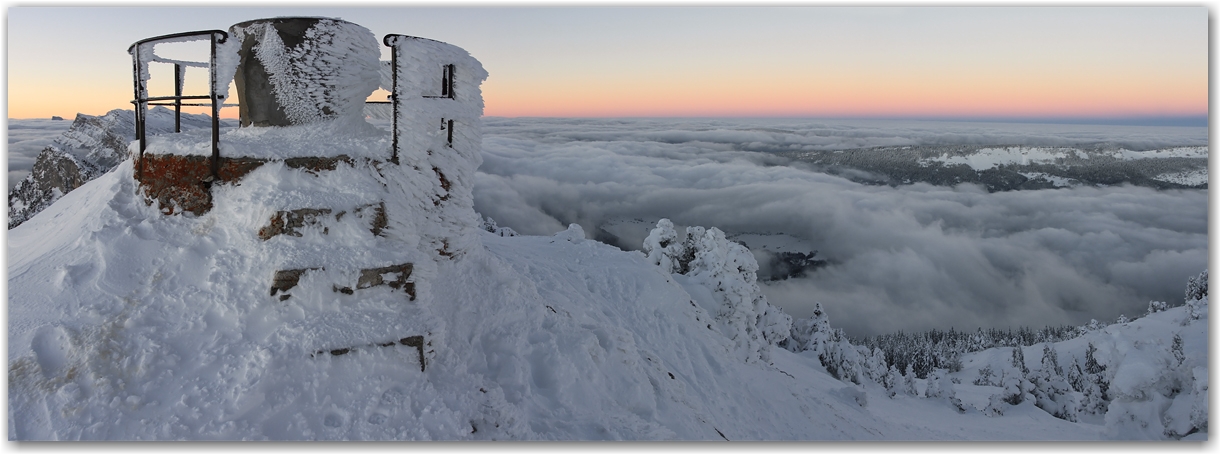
[
  {"x1": 129, "y1": 30, "x2": 448, "y2": 178},
  {"x1": 129, "y1": 30, "x2": 228, "y2": 181}
]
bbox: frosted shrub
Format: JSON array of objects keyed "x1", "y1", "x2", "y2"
[
  {"x1": 883, "y1": 364, "x2": 902, "y2": 398},
  {"x1": 643, "y1": 219, "x2": 792, "y2": 363},
  {"x1": 1031, "y1": 344, "x2": 1077, "y2": 422},
  {"x1": 1147, "y1": 300, "x2": 1168, "y2": 314},
  {"x1": 1185, "y1": 269, "x2": 1208, "y2": 302},
  {"x1": 642, "y1": 219, "x2": 682, "y2": 273},
  {"x1": 480, "y1": 216, "x2": 517, "y2": 237},
  {"x1": 864, "y1": 347, "x2": 888, "y2": 384},
  {"x1": 973, "y1": 365, "x2": 995, "y2": 386},
  {"x1": 926, "y1": 369, "x2": 967, "y2": 413},
  {"x1": 904, "y1": 364, "x2": 920, "y2": 397},
  {"x1": 784, "y1": 303, "x2": 832, "y2": 355},
  {"x1": 1183, "y1": 270, "x2": 1208, "y2": 324}
]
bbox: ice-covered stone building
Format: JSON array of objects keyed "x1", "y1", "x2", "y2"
[{"x1": 126, "y1": 17, "x2": 488, "y2": 362}]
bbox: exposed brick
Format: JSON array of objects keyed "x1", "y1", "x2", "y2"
[
  {"x1": 284, "y1": 155, "x2": 352, "y2": 173},
  {"x1": 136, "y1": 154, "x2": 265, "y2": 215}
]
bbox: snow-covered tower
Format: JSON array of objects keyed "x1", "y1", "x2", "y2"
[{"x1": 125, "y1": 17, "x2": 487, "y2": 362}]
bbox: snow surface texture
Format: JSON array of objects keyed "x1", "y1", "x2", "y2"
[{"x1": 8, "y1": 163, "x2": 1204, "y2": 439}]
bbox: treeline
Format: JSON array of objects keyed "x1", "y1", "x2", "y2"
[{"x1": 856, "y1": 325, "x2": 1082, "y2": 379}]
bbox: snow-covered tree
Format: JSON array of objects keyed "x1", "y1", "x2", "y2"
[
  {"x1": 1031, "y1": 344, "x2": 1077, "y2": 422},
  {"x1": 1190, "y1": 367, "x2": 1208, "y2": 434},
  {"x1": 1116, "y1": 314, "x2": 1129, "y2": 324},
  {"x1": 642, "y1": 218, "x2": 684, "y2": 274},
  {"x1": 925, "y1": 369, "x2": 948, "y2": 399},
  {"x1": 864, "y1": 347, "x2": 888, "y2": 384},
  {"x1": 643, "y1": 219, "x2": 792, "y2": 363},
  {"x1": 1147, "y1": 300, "x2": 1168, "y2": 314},
  {"x1": 1184, "y1": 270, "x2": 1208, "y2": 324},
  {"x1": 822, "y1": 329, "x2": 863, "y2": 385},
  {"x1": 784, "y1": 302, "x2": 832, "y2": 355},
  {"x1": 904, "y1": 364, "x2": 920, "y2": 397},
  {"x1": 983, "y1": 393, "x2": 1007, "y2": 417},
  {"x1": 1077, "y1": 341, "x2": 1110, "y2": 415},
  {"x1": 926, "y1": 369, "x2": 967, "y2": 413},
  {"x1": 479, "y1": 216, "x2": 518, "y2": 237},
  {"x1": 973, "y1": 364, "x2": 996, "y2": 386},
  {"x1": 883, "y1": 364, "x2": 902, "y2": 398},
  {"x1": 1066, "y1": 358, "x2": 1085, "y2": 393},
  {"x1": 1010, "y1": 346, "x2": 1029, "y2": 376},
  {"x1": 1185, "y1": 269, "x2": 1208, "y2": 302}
]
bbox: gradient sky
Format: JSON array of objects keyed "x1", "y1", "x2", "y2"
[{"x1": 5, "y1": 6, "x2": 1209, "y2": 120}]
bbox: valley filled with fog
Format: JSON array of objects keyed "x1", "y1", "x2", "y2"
[{"x1": 470, "y1": 117, "x2": 1208, "y2": 337}]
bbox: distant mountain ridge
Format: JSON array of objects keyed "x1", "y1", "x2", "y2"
[
  {"x1": 779, "y1": 145, "x2": 1208, "y2": 192},
  {"x1": 7, "y1": 107, "x2": 215, "y2": 228}
]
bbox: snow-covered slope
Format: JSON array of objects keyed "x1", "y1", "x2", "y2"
[
  {"x1": 6, "y1": 163, "x2": 899, "y2": 440},
  {"x1": 11, "y1": 155, "x2": 1200, "y2": 439}
]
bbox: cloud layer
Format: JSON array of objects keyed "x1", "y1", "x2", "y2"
[
  {"x1": 473, "y1": 118, "x2": 1208, "y2": 337},
  {"x1": 7, "y1": 119, "x2": 74, "y2": 188}
]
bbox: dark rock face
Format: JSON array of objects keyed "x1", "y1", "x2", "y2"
[
  {"x1": 7, "y1": 146, "x2": 100, "y2": 229},
  {"x1": 8, "y1": 107, "x2": 215, "y2": 229}
]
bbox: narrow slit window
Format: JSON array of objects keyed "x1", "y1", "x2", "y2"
[
  {"x1": 447, "y1": 119, "x2": 455, "y2": 146},
  {"x1": 441, "y1": 64, "x2": 454, "y2": 98},
  {"x1": 427, "y1": 64, "x2": 456, "y2": 99}
]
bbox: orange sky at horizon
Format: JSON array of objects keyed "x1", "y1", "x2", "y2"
[{"x1": 6, "y1": 7, "x2": 1208, "y2": 121}]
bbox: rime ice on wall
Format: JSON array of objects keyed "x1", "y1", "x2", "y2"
[
  {"x1": 229, "y1": 18, "x2": 381, "y2": 127},
  {"x1": 383, "y1": 35, "x2": 489, "y2": 258}
]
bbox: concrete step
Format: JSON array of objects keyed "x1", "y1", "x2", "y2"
[
  {"x1": 310, "y1": 335, "x2": 428, "y2": 372},
  {"x1": 270, "y1": 263, "x2": 415, "y2": 301},
  {"x1": 257, "y1": 202, "x2": 386, "y2": 240}
]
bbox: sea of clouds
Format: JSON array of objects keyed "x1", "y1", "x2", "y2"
[
  {"x1": 473, "y1": 117, "x2": 1209, "y2": 337},
  {"x1": 6, "y1": 119, "x2": 74, "y2": 188}
]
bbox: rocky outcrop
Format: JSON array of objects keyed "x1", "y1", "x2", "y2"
[{"x1": 8, "y1": 107, "x2": 213, "y2": 228}]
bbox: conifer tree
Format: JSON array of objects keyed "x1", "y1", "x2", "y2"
[{"x1": 904, "y1": 364, "x2": 920, "y2": 397}]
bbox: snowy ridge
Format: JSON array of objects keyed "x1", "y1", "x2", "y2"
[
  {"x1": 921, "y1": 145, "x2": 1209, "y2": 171},
  {"x1": 1153, "y1": 169, "x2": 1208, "y2": 187}
]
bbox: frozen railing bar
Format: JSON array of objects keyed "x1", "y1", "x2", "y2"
[
  {"x1": 126, "y1": 29, "x2": 229, "y2": 54},
  {"x1": 129, "y1": 29, "x2": 229, "y2": 181}
]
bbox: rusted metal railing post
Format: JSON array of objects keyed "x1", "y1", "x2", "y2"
[
  {"x1": 209, "y1": 32, "x2": 222, "y2": 181},
  {"x1": 173, "y1": 63, "x2": 183, "y2": 133},
  {"x1": 384, "y1": 34, "x2": 401, "y2": 164}
]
